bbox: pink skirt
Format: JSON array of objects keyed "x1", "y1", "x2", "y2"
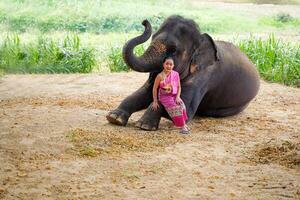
[{"x1": 159, "y1": 91, "x2": 188, "y2": 127}]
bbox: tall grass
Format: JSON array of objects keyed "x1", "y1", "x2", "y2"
[
  {"x1": 106, "y1": 35, "x2": 300, "y2": 86},
  {"x1": 0, "y1": 34, "x2": 96, "y2": 73},
  {"x1": 237, "y1": 34, "x2": 300, "y2": 86},
  {"x1": 1, "y1": 33, "x2": 299, "y2": 86},
  {"x1": 107, "y1": 44, "x2": 145, "y2": 72}
]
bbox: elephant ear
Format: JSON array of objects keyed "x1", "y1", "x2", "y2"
[{"x1": 190, "y1": 33, "x2": 219, "y2": 74}]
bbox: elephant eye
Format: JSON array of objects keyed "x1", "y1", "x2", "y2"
[{"x1": 168, "y1": 44, "x2": 176, "y2": 53}]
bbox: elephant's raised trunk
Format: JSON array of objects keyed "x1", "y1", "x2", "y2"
[{"x1": 122, "y1": 20, "x2": 166, "y2": 72}]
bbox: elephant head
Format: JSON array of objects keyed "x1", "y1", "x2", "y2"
[{"x1": 123, "y1": 15, "x2": 219, "y2": 78}]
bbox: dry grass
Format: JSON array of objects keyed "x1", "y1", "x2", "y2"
[
  {"x1": 0, "y1": 95, "x2": 122, "y2": 110},
  {"x1": 66, "y1": 128, "x2": 188, "y2": 158},
  {"x1": 248, "y1": 140, "x2": 300, "y2": 168}
]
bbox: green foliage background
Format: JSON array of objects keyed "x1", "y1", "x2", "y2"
[{"x1": 0, "y1": 0, "x2": 299, "y2": 86}]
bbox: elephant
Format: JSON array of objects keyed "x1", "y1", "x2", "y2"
[{"x1": 106, "y1": 15, "x2": 260, "y2": 131}]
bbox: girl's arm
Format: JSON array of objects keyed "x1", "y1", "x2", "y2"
[
  {"x1": 176, "y1": 78, "x2": 181, "y2": 99},
  {"x1": 176, "y1": 77, "x2": 183, "y2": 104},
  {"x1": 152, "y1": 74, "x2": 161, "y2": 111},
  {"x1": 153, "y1": 74, "x2": 161, "y2": 102}
]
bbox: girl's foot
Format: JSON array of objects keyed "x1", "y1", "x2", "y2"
[
  {"x1": 185, "y1": 125, "x2": 191, "y2": 131},
  {"x1": 180, "y1": 125, "x2": 190, "y2": 134}
]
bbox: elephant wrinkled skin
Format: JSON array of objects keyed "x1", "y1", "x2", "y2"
[{"x1": 106, "y1": 15, "x2": 260, "y2": 131}]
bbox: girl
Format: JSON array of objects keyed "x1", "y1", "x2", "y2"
[{"x1": 152, "y1": 55, "x2": 190, "y2": 134}]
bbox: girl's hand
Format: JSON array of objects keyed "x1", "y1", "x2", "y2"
[
  {"x1": 152, "y1": 101, "x2": 159, "y2": 111},
  {"x1": 176, "y1": 97, "x2": 183, "y2": 104},
  {"x1": 163, "y1": 84, "x2": 172, "y2": 93}
]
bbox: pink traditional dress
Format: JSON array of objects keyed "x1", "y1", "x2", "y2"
[{"x1": 159, "y1": 70, "x2": 188, "y2": 127}]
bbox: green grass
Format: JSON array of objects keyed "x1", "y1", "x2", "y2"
[
  {"x1": 259, "y1": 13, "x2": 300, "y2": 29},
  {"x1": 79, "y1": 145, "x2": 100, "y2": 157},
  {"x1": 0, "y1": 0, "x2": 170, "y2": 33},
  {"x1": 224, "y1": 0, "x2": 300, "y2": 4},
  {"x1": 0, "y1": 34, "x2": 96, "y2": 73},
  {"x1": 237, "y1": 34, "x2": 300, "y2": 86},
  {"x1": 0, "y1": 0, "x2": 299, "y2": 34}
]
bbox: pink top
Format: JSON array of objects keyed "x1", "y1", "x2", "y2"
[{"x1": 159, "y1": 70, "x2": 180, "y2": 95}]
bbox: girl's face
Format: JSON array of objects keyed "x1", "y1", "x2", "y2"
[{"x1": 163, "y1": 58, "x2": 174, "y2": 73}]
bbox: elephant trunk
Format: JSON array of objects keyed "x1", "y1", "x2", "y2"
[{"x1": 122, "y1": 20, "x2": 166, "y2": 72}]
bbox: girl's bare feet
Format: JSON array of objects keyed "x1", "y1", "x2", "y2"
[{"x1": 180, "y1": 125, "x2": 190, "y2": 134}]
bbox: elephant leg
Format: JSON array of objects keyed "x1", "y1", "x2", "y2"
[
  {"x1": 201, "y1": 103, "x2": 249, "y2": 117},
  {"x1": 135, "y1": 84, "x2": 208, "y2": 130},
  {"x1": 181, "y1": 84, "x2": 208, "y2": 122},
  {"x1": 135, "y1": 102, "x2": 166, "y2": 131},
  {"x1": 136, "y1": 86, "x2": 208, "y2": 130},
  {"x1": 106, "y1": 84, "x2": 152, "y2": 126}
]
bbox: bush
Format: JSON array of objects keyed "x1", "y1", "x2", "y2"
[
  {"x1": 259, "y1": 13, "x2": 300, "y2": 28},
  {"x1": 0, "y1": 34, "x2": 96, "y2": 73},
  {"x1": 276, "y1": 13, "x2": 293, "y2": 23}
]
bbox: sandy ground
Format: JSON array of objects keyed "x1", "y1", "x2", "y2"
[{"x1": 0, "y1": 72, "x2": 299, "y2": 200}]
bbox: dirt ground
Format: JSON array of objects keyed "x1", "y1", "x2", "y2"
[{"x1": 0, "y1": 72, "x2": 299, "y2": 200}]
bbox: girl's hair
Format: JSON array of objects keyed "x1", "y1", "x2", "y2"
[{"x1": 163, "y1": 53, "x2": 175, "y2": 63}]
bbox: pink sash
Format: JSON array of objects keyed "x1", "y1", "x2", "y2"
[{"x1": 159, "y1": 70, "x2": 179, "y2": 95}]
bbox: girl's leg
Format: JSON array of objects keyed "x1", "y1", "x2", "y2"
[
  {"x1": 161, "y1": 96, "x2": 189, "y2": 133},
  {"x1": 170, "y1": 101, "x2": 188, "y2": 128}
]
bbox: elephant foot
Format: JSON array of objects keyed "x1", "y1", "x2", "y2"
[
  {"x1": 135, "y1": 102, "x2": 163, "y2": 131},
  {"x1": 135, "y1": 120, "x2": 158, "y2": 131},
  {"x1": 106, "y1": 109, "x2": 130, "y2": 126},
  {"x1": 135, "y1": 116, "x2": 160, "y2": 131}
]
